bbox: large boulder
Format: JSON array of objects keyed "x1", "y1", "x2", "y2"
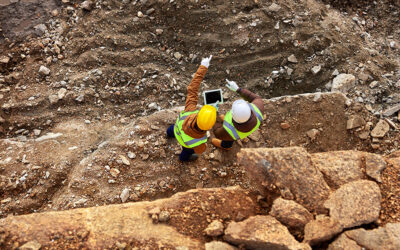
[
  {"x1": 311, "y1": 151, "x2": 364, "y2": 188},
  {"x1": 324, "y1": 180, "x2": 381, "y2": 228},
  {"x1": 303, "y1": 215, "x2": 343, "y2": 246},
  {"x1": 270, "y1": 197, "x2": 313, "y2": 230},
  {"x1": 224, "y1": 215, "x2": 311, "y2": 250},
  {"x1": 0, "y1": 186, "x2": 257, "y2": 248},
  {"x1": 345, "y1": 223, "x2": 400, "y2": 250},
  {"x1": 327, "y1": 234, "x2": 362, "y2": 250},
  {"x1": 238, "y1": 147, "x2": 331, "y2": 213},
  {"x1": 311, "y1": 151, "x2": 387, "y2": 186}
]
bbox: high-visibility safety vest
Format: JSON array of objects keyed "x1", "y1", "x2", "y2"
[
  {"x1": 223, "y1": 103, "x2": 263, "y2": 141},
  {"x1": 174, "y1": 110, "x2": 208, "y2": 148}
]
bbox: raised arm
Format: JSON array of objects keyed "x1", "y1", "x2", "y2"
[
  {"x1": 184, "y1": 55, "x2": 212, "y2": 112},
  {"x1": 225, "y1": 79, "x2": 264, "y2": 114}
]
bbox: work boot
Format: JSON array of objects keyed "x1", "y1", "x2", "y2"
[
  {"x1": 188, "y1": 154, "x2": 199, "y2": 161},
  {"x1": 212, "y1": 138, "x2": 232, "y2": 150}
]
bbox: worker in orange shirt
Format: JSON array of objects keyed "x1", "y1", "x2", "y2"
[{"x1": 166, "y1": 55, "x2": 216, "y2": 161}]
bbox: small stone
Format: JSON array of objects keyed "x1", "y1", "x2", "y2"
[
  {"x1": 358, "y1": 131, "x2": 369, "y2": 140},
  {"x1": 137, "y1": 11, "x2": 144, "y2": 17},
  {"x1": 48, "y1": 94, "x2": 59, "y2": 104},
  {"x1": 130, "y1": 193, "x2": 139, "y2": 201},
  {"x1": 19, "y1": 240, "x2": 41, "y2": 250},
  {"x1": 58, "y1": 88, "x2": 67, "y2": 100},
  {"x1": 34, "y1": 24, "x2": 47, "y2": 36},
  {"x1": 39, "y1": 65, "x2": 51, "y2": 76},
  {"x1": 116, "y1": 242, "x2": 127, "y2": 250},
  {"x1": 159, "y1": 211, "x2": 171, "y2": 222},
  {"x1": 346, "y1": 115, "x2": 366, "y2": 130},
  {"x1": 148, "y1": 207, "x2": 161, "y2": 216},
  {"x1": 158, "y1": 180, "x2": 166, "y2": 188},
  {"x1": 280, "y1": 122, "x2": 290, "y2": 130},
  {"x1": 358, "y1": 73, "x2": 370, "y2": 82},
  {"x1": 155, "y1": 29, "x2": 164, "y2": 35},
  {"x1": 148, "y1": 102, "x2": 158, "y2": 109},
  {"x1": 268, "y1": 3, "x2": 281, "y2": 12},
  {"x1": 205, "y1": 220, "x2": 224, "y2": 237},
  {"x1": 146, "y1": 8, "x2": 155, "y2": 15},
  {"x1": 51, "y1": 9, "x2": 59, "y2": 17},
  {"x1": 371, "y1": 120, "x2": 390, "y2": 138},
  {"x1": 288, "y1": 54, "x2": 298, "y2": 63},
  {"x1": 369, "y1": 81, "x2": 379, "y2": 88},
  {"x1": 127, "y1": 152, "x2": 136, "y2": 159},
  {"x1": 311, "y1": 65, "x2": 321, "y2": 75},
  {"x1": 0, "y1": 56, "x2": 10, "y2": 64},
  {"x1": 119, "y1": 155, "x2": 130, "y2": 166},
  {"x1": 286, "y1": 67, "x2": 293, "y2": 76},
  {"x1": 270, "y1": 197, "x2": 313, "y2": 230},
  {"x1": 81, "y1": 0, "x2": 93, "y2": 11},
  {"x1": 110, "y1": 168, "x2": 120, "y2": 177},
  {"x1": 120, "y1": 188, "x2": 130, "y2": 203},
  {"x1": 313, "y1": 93, "x2": 322, "y2": 102},
  {"x1": 1, "y1": 198, "x2": 11, "y2": 204},
  {"x1": 174, "y1": 52, "x2": 182, "y2": 60},
  {"x1": 306, "y1": 129, "x2": 319, "y2": 140},
  {"x1": 33, "y1": 129, "x2": 41, "y2": 136},
  {"x1": 75, "y1": 94, "x2": 84, "y2": 102},
  {"x1": 332, "y1": 69, "x2": 339, "y2": 76},
  {"x1": 382, "y1": 104, "x2": 400, "y2": 117},
  {"x1": 331, "y1": 74, "x2": 356, "y2": 93}
]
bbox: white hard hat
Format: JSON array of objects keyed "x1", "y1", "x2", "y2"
[{"x1": 232, "y1": 99, "x2": 251, "y2": 123}]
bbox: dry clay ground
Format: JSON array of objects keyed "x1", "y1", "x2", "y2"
[{"x1": 0, "y1": 0, "x2": 400, "y2": 237}]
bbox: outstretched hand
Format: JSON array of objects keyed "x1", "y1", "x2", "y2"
[
  {"x1": 225, "y1": 79, "x2": 239, "y2": 92},
  {"x1": 211, "y1": 100, "x2": 220, "y2": 111},
  {"x1": 201, "y1": 55, "x2": 213, "y2": 68}
]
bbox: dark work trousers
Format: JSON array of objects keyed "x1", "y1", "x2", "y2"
[
  {"x1": 167, "y1": 125, "x2": 196, "y2": 162},
  {"x1": 221, "y1": 140, "x2": 234, "y2": 149}
]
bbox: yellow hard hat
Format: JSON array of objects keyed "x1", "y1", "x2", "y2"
[{"x1": 197, "y1": 105, "x2": 217, "y2": 130}]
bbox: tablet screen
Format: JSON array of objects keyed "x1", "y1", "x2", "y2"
[{"x1": 205, "y1": 90, "x2": 222, "y2": 104}]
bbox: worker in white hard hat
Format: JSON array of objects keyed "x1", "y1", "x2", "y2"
[{"x1": 212, "y1": 79, "x2": 264, "y2": 150}]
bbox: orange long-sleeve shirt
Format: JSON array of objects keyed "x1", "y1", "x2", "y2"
[{"x1": 181, "y1": 65, "x2": 208, "y2": 154}]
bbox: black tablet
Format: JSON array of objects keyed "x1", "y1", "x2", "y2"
[{"x1": 203, "y1": 89, "x2": 223, "y2": 105}]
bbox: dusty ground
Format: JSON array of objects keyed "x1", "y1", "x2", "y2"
[{"x1": 0, "y1": 0, "x2": 399, "y2": 244}]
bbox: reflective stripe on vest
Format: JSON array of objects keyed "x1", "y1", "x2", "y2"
[
  {"x1": 223, "y1": 103, "x2": 263, "y2": 141},
  {"x1": 174, "y1": 110, "x2": 208, "y2": 148}
]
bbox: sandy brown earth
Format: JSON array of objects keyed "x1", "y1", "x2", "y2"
[{"x1": 0, "y1": 0, "x2": 399, "y2": 248}]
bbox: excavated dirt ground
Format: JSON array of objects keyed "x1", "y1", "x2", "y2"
[{"x1": 0, "y1": 0, "x2": 399, "y2": 245}]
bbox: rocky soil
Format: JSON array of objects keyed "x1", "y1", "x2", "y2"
[
  {"x1": 0, "y1": 148, "x2": 399, "y2": 249},
  {"x1": 0, "y1": 0, "x2": 399, "y2": 249}
]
